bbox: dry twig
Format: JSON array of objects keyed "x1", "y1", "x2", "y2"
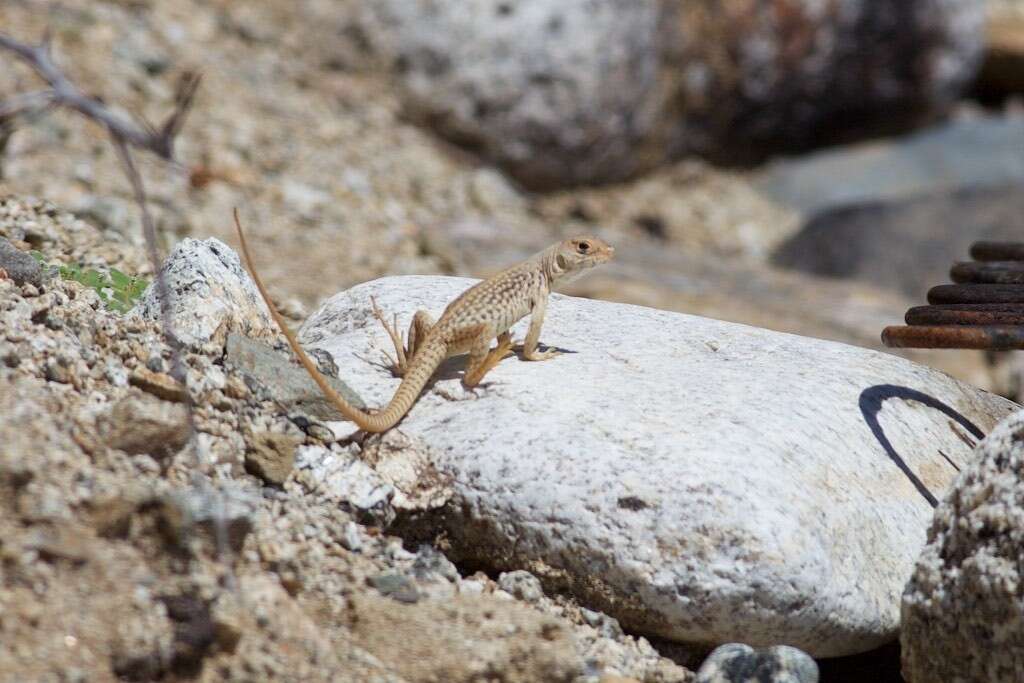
[
  {"x1": 0, "y1": 31, "x2": 200, "y2": 452},
  {"x1": 0, "y1": 32, "x2": 199, "y2": 159}
]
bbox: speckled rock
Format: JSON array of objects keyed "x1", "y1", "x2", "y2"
[
  {"x1": 301, "y1": 275, "x2": 1016, "y2": 657},
  {"x1": 361, "y1": 0, "x2": 668, "y2": 189},
  {"x1": 0, "y1": 237, "x2": 42, "y2": 287},
  {"x1": 695, "y1": 644, "x2": 818, "y2": 683},
  {"x1": 133, "y1": 238, "x2": 276, "y2": 354},
  {"x1": 361, "y1": 0, "x2": 985, "y2": 188},
  {"x1": 901, "y1": 408, "x2": 1024, "y2": 682}
]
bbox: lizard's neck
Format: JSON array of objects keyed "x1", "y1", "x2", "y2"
[{"x1": 539, "y1": 245, "x2": 585, "y2": 289}]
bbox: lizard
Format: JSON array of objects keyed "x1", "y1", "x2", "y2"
[{"x1": 233, "y1": 209, "x2": 614, "y2": 433}]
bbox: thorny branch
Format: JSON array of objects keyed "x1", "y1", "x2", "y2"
[{"x1": 0, "y1": 32, "x2": 201, "y2": 456}]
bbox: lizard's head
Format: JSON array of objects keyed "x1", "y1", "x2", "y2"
[{"x1": 546, "y1": 236, "x2": 615, "y2": 285}]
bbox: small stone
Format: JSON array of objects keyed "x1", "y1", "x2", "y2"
[
  {"x1": 294, "y1": 445, "x2": 396, "y2": 527},
  {"x1": 160, "y1": 482, "x2": 258, "y2": 552},
  {"x1": 129, "y1": 366, "x2": 187, "y2": 402},
  {"x1": 696, "y1": 643, "x2": 818, "y2": 683},
  {"x1": 0, "y1": 237, "x2": 42, "y2": 287},
  {"x1": 498, "y1": 570, "x2": 544, "y2": 604},
  {"x1": 212, "y1": 612, "x2": 243, "y2": 654},
  {"x1": 145, "y1": 353, "x2": 167, "y2": 373},
  {"x1": 104, "y1": 360, "x2": 129, "y2": 387},
  {"x1": 90, "y1": 494, "x2": 140, "y2": 539},
  {"x1": 368, "y1": 573, "x2": 420, "y2": 604},
  {"x1": 244, "y1": 431, "x2": 298, "y2": 486},
  {"x1": 96, "y1": 391, "x2": 190, "y2": 457},
  {"x1": 580, "y1": 608, "x2": 624, "y2": 640},
  {"x1": 44, "y1": 356, "x2": 72, "y2": 384},
  {"x1": 25, "y1": 523, "x2": 94, "y2": 564},
  {"x1": 412, "y1": 545, "x2": 460, "y2": 583},
  {"x1": 224, "y1": 374, "x2": 249, "y2": 400},
  {"x1": 339, "y1": 521, "x2": 363, "y2": 552}
]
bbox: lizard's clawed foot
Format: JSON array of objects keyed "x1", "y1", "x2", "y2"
[
  {"x1": 378, "y1": 351, "x2": 404, "y2": 377},
  {"x1": 518, "y1": 346, "x2": 561, "y2": 361},
  {"x1": 371, "y1": 296, "x2": 409, "y2": 375}
]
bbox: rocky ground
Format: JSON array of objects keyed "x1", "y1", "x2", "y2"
[
  {"x1": 0, "y1": 197, "x2": 692, "y2": 681},
  {"x1": 3, "y1": 0, "x2": 1024, "y2": 681}
]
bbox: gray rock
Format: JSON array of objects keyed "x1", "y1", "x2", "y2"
[
  {"x1": 498, "y1": 570, "x2": 545, "y2": 604},
  {"x1": 361, "y1": 0, "x2": 667, "y2": 189},
  {"x1": 295, "y1": 445, "x2": 396, "y2": 527},
  {"x1": 225, "y1": 332, "x2": 365, "y2": 419},
  {"x1": 361, "y1": 0, "x2": 985, "y2": 188},
  {"x1": 134, "y1": 238, "x2": 276, "y2": 353},
  {"x1": 0, "y1": 237, "x2": 42, "y2": 287},
  {"x1": 696, "y1": 643, "x2": 818, "y2": 683},
  {"x1": 772, "y1": 184, "x2": 1024, "y2": 298},
  {"x1": 901, "y1": 408, "x2": 1024, "y2": 682},
  {"x1": 368, "y1": 573, "x2": 421, "y2": 604},
  {"x1": 301, "y1": 275, "x2": 1017, "y2": 656},
  {"x1": 756, "y1": 116, "x2": 1024, "y2": 216},
  {"x1": 579, "y1": 608, "x2": 625, "y2": 640},
  {"x1": 163, "y1": 479, "x2": 260, "y2": 552}
]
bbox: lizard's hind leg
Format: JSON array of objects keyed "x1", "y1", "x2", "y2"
[
  {"x1": 462, "y1": 330, "x2": 514, "y2": 388},
  {"x1": 371, "y1": 297, "x2": 435, "y2": 377}
]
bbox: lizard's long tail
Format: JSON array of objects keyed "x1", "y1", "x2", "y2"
[{"x1": 233, "y1": 209, "x2": 438, "y2": 432}]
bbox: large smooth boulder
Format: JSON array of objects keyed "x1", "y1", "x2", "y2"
[
  {"x1": 298, "y1": 276, "x2": 1017, "y2": 657},
  {"x1": 359, "y1": 0, "x2": 985, "y2": 188},
  {"x1": 901, "y1": 408, "x2": 1024, "y2": 682}
]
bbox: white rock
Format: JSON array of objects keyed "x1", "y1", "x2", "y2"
[
  {"x1": 299, "y1": 276, "x2": 1017, "y2": 656},
  {"x1": 134, "y1": 237, "x2": 275, "y2": 353},
  {"x1": 901, "y1": 408, "x2": 1024, "y2": 682}
]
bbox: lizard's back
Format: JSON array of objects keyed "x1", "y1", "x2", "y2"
[{"x1": 436, "y1": 259, "x2": 547, "y2": 337}]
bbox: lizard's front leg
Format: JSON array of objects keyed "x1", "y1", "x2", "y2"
[{"x1": 519, "y1": 294, "x2": 560, "y2": 361}]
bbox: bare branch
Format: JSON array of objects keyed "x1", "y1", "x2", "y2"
[
  {"x1": 0, "y1": 32, "x2": 198, "y2": 160},
  {"x1": 0, "y1": 89, "x2": 55, "y2": 119},
  {"x1": 0, "y1": 30, "x2": 203, "y2": 466},
  {"x1": 110, "y1": 135, "x2": 197, "y2": 442}
]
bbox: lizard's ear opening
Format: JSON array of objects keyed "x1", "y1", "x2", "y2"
[{"x1": 555, "y1": 254, "x2": 567, "y2": 271}]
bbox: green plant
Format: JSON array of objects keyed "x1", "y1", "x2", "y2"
[{"x1": 30, "y1": 251, "x2": 148, "y2": 313}]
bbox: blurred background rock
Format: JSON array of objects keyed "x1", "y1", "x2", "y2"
[{"x1": 1, "y1": 0, "x2": 1022, "y2": 396}]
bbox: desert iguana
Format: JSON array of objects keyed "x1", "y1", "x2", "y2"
[{"x1": 234, "y1": 210, "x2": 614, "y2": 432}]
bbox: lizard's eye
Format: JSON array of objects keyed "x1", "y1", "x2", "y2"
[{"x1": 577, "y1": 241, "x2": 590, "y2": 253}]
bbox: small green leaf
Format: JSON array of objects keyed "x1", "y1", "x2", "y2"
[
  {"x1": 109, "y1": 269, "x2": 130, "y2": 288},
  {"x1": 29, "y1": 250, "x2": 46, "y2": 264},
  {"x1": 81, "y1": 270, "x2": 105, "y2": 289}
]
